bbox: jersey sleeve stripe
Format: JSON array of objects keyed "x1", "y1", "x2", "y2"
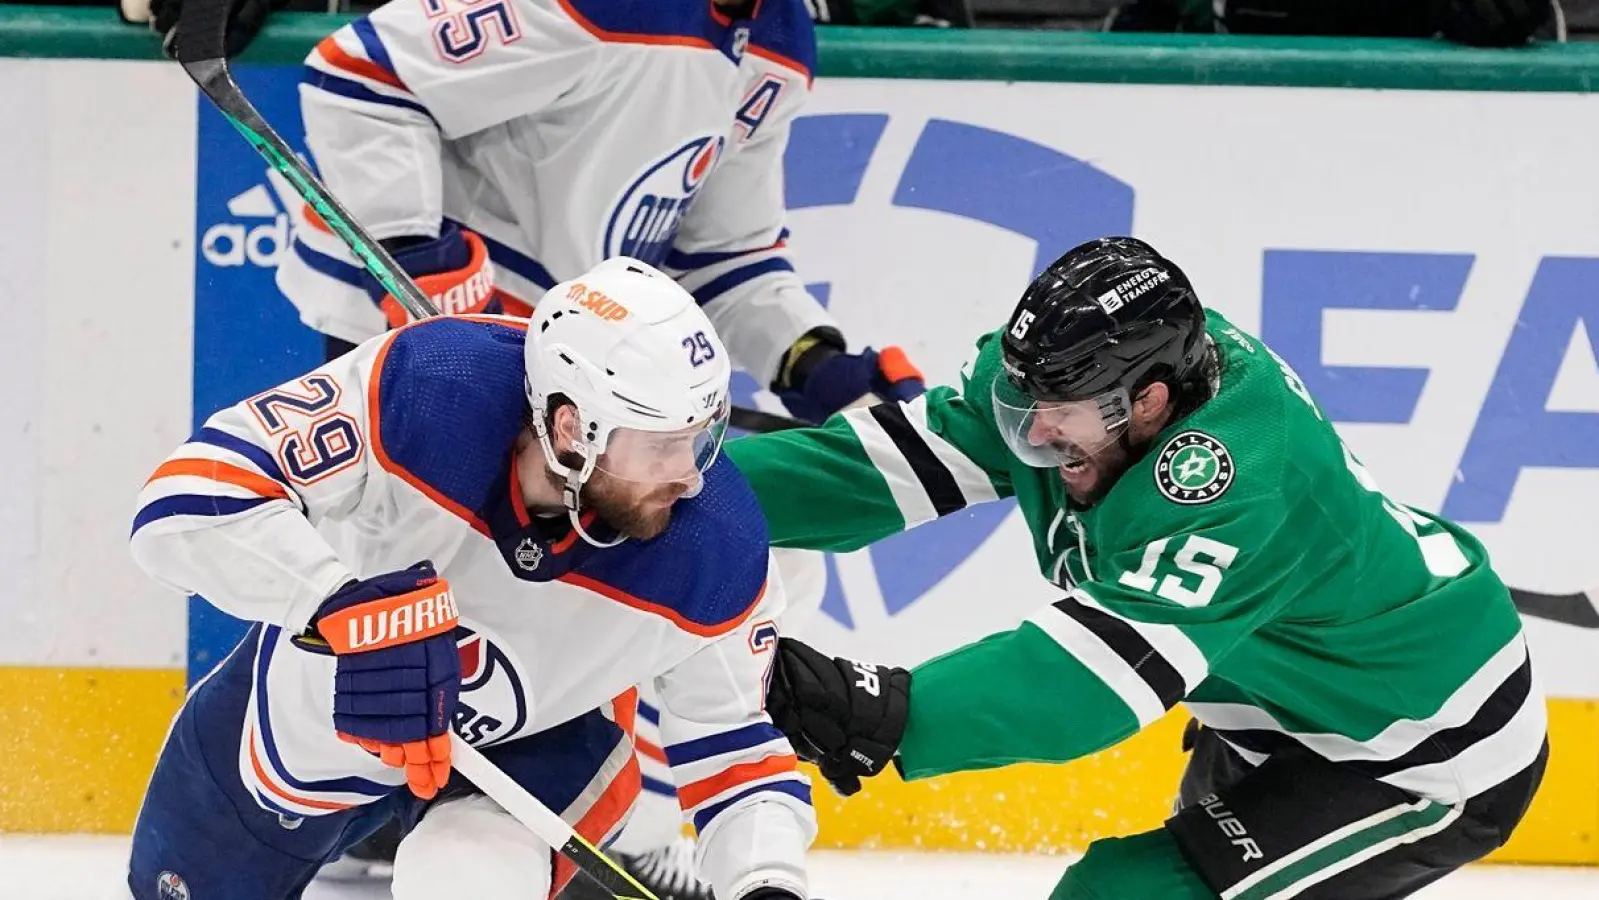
[
  {"x1": 867, "y1": 404, "x2": 968, "y2": 517},
  {"x1": 1024, "y1": 605, "x2": 1169, "y2": 727},
  {"x1": 664, "y1": 231, "x2": 788, "y2": 272},
  {"x1": 302, "y1": 67, "x2": 435, "y2": 119},
  {"x1": 468, "y1": 224, "x2": 559, "y2": 290},
  {"x1": 350, "y1": 18, "x2": 401, "y2": 83},
  {"x1": 677, "y1": 753, "x2": 800, "y2": 811},
  {"x1": 690, "y1": 778, "x2": 812, "y2": 834},
  {"x1": 664, "y1": 722, "x2": 786, "y2": 767},
  {"x1": 291, "y1": 235, "x2": 366, "y2": 288},
  {"x1": 557, "y1": 572, "x2": 765, "y2": 637},
  {"x1": 132, "y1": 495, "x2": 274, "y2": 536},
  {"x1": 1051, "y1": 595, "x2": 1187, "y2": 710},
  {"x1": 841, "y1": 406, "x2": 939, "y2": 529},
  {"x1": 245, "y1": 729, "x2": 356, "y2": 812},
  {"x1": 901, "y1": 394, "x2": 1002, "y2": 506},
  {"x1": 1072, "y1": 587, "x2": 1209, "y2": 694},
  {"x1": 315, "y1": 32, "x2": 408, "y2": 92},
  {"x1": 145, "y1": 459, "x2": 291, "y2": 501},
  {"x1": 637, "y1": 738, "x2": 669, "y2": 765},
  {"x1": 194, "y1": 426, "x2": 290, "y2": 486},
  {"x1": 689, "y1": 256, "x2": 795, "y2": 307}
]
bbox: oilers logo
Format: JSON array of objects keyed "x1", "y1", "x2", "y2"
[
  {"x1": 156, "y1": 871, "x2": 190, "y2": 900},
  {"x1": 454, "y1": 628, "x2": 531, "y2": 746},
  {"x1": 604, "y1": 136, "x2": 725, "y2": 267}
]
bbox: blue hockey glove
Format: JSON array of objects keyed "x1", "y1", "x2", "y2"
[
  {"x1": 359, "y1": 220, "x2": 498, "y2": 329},
  {"x1": 775, "y1": 329, "x2": 926, "y2": 424},
  {"x1": 292, "y1": 561, "x2": 461, "y2": 799}
]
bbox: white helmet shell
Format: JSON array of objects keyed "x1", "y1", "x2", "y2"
[{"x1": 525, "y1": 256, "x2": 732, "y2": 470}]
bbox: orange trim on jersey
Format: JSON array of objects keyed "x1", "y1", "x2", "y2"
[
  {"x1": 613, "y1": 687, "x2": 639, "y2": 740},
  {"x1": 145, "y1": 458, "x2": 290, "y2": 501},
  {"x1": 549, "y1": 511, "x2": 598, "y2": 554},
  {"x1": 748, "y1": 45, "x2": 812, "y2": 84},
  {"x1": 494, "y1": 287, "x2": 535, "y2": 319},
  {"x1": 247, "y1": 727, "x2": 357, "y2": 811},
  {"x1": 558, "y1": 573, "x2": 765, "y2": 638},
  {"x1": 507, "y1": 460, "x2": 533, "y2": 528},
  {"x1": 315, "y1": 34, "x2": 408, "y2": 91},
  {"x1": 554, "y1": 0, "x2": 717, "y2": 50},
  {"x1": 637, "y1": 738, "x2": 668, "y2": 765},
  {"x1": 676, "y1": 753, "x2": 798, "y2": 811},
  {"x1": 551, "y1": 753, "x2": 643, "y2": 898}
]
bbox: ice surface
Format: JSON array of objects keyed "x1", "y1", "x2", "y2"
[{"x1": 8, "y1": 835, "x2": 1596, "y2": 899}]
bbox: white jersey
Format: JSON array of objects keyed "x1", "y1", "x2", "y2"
[
  {"x1": 277, "y1": 0, "x2": 835, "y2": 388},
  {"x1": 129, "y1": 315, "x2": 815, "y2": 899}
]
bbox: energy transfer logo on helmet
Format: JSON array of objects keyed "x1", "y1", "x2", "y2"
[
  {"x1": 1155, "y1": 431, "x2": 1235, "y2": 505},
  {"x1": 604, "y1": 136, "x2": 725, "y2": 268}
]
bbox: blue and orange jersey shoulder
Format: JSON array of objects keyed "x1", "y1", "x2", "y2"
[
  {"x1": 560, "y1": 456, "x2": 772, "y2": 639},
  {"x1": 368, "y1": 316, "x2": 531, "y2": 535}
]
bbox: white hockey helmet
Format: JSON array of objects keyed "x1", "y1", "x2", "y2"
[{"x1": 524, "y1": 257, "x2": 732, "y2": 533}]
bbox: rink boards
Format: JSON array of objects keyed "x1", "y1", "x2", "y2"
[{"x1": 3, "y1": 10, "x2": 1599, "y2": 864}]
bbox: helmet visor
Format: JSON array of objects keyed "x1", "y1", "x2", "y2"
[
  {"x1": 593, "y1": 403, "x2": 730, "y2": 485},
  {"x1": 992, "y1": 378, "x2": 1131, "y2": 469}
]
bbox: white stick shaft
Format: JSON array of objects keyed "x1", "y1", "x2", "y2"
[{"x1": 449, "y1": 733, "x2": 577, "y2": 850}]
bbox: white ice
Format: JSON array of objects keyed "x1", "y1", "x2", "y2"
[{"x1": 7, "y1": 835, "x2": 1597, "y2": 899}]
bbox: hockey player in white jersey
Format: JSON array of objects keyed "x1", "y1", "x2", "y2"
[
  {"x1": 126, "y1": 259, "x2": 816, "y2": 900},
  {"x1": 278, "y1": 0, "x2": 925, "y2": 426}
]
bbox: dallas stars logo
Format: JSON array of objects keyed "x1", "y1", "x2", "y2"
[{"x1": 1154, "y1": 431, "x2": 1235, "y2": 505}]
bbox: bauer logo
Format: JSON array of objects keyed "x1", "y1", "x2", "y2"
[
  {"x1": 768, "y1": 113, "x2": 1135, "y2": 631},
  {"x1": 603, "y1": 136, "x2": 724, "y2": 268}
]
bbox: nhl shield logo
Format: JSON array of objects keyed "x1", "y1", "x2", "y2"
[
  {"x1": 514, "y1": 538, "x2": 544, "y2": 572},
  {"x1": 156, "y1": 872, "x2": 190, "y2": 900},
  {"x1": 1154, "y1": 431, "x2": 1235, "y2": 505}
]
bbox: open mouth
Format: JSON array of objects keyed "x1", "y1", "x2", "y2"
[{"x1": 1060, "y1": 458, "x2": 1090, "y2": 475}]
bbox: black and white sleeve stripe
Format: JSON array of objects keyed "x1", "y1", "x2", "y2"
[
  {"x1": 1026, "y1": 589, "x2": 1209, "y2": 726},
  {"x1": 843, "y1": 396, "x2": 1000, "y2": 528}
]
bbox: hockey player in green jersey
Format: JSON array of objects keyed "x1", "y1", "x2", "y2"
[{"x1": 724, "y1": 237, "x2": 1547, "y2": 899}]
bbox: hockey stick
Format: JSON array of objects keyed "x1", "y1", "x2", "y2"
[
  {"x1": 172, "y1": 10, "x2": 661, "y2": 900},
  {"x1": 1509, "y1": 585, "x2": 1599, "y2": 629}
]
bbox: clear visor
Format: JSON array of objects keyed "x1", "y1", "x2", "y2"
[
  {"x1": 992, "y1": 380, "x2": 1131, "y2": 469},
  {"x1": 592, "y1": 404, "x2": 730, "y2": 485}
]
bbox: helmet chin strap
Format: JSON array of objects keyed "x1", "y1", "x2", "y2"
[{"x1": 534, "y1": 412, "x2": 626, "y2": 549}]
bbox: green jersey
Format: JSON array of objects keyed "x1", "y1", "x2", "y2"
[{"x1": 726, "y1": 311, "x2": 1544, "y2": 805}]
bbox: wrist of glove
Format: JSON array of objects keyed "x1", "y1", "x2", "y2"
[
  {"x1": 774, "y1": 328, "x2": 926, "y2": 423},
  {"x1": 360, "y1": 221, "x2": 498, "y2": 329},
  {"x1": 293, "y1": 561, "x2": 462, "y2": 799},
  {"x1": 766, "y1": 638, "x2": 911, "y2": 797}
]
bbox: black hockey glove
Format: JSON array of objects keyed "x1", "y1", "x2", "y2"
[
  {"x1": 151, "y1": 0, "x2": 289, "y2": 60},
  {"x1": 766, "y1": 638, "x2": 910, "y2": 797}
]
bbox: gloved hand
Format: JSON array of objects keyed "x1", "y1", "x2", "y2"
[
  {"x1": 775, "y1": 329, "x2": 926, "y2": 424},
  {"x1": 149, "y1": 0, "x2": 289, "y2": 60},
  {"x1": 292, "y1": 562, "x2": 462, "y2": 799},
  {"x1": 765, "y1": 638, "x2": 910, "y2": 797},
  {"x1": 361, "y1": 221, "x2": 498, "y2": 329}
]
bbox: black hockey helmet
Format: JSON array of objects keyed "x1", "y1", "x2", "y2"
[{"x1": 993, "y1": 237, "x2": 1209, "y2": 467}]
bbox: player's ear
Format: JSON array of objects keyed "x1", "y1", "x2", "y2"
[
  {"x1": 551, "y1": 402, "x2": 581, "y2": 454},
  {"x1": 1131, "y1": 382, "x2": 1172, "y2": 435}
]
